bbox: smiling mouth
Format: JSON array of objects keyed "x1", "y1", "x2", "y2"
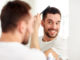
[{"x1": 49, "y1": 30, "x2": 57, "y2": 34}]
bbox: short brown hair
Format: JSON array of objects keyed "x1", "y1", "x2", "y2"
[
  {"x1": 42, "y1": 7, "x2": 61, "y2": 20},
  {"x1": 1, "y1": 0, "x2": 31, "y2": 32}
]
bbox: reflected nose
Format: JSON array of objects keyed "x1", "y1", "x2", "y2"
[{"x1": 52, "y1": 24, "x2": 57, "y2": 29}]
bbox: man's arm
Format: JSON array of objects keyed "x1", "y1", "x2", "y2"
[
  {"x1": 30, "y1": 14, "x2": 41, "y2": 50},
  {"x1": 30, "y1": 29, "x2": 40, "y2": 49}
]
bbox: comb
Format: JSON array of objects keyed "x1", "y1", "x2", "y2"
[{"x1": 40, "y1": 6, "x2": 50, "y2": 14}]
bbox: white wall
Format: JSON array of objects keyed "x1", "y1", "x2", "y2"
[{"x1": 69, "y1": 0, "x2": 80, "y2": 60}]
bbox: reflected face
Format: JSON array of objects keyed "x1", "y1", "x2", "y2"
[
  {"x1": 42, "y1": 13, "x2": 61, "y2": 38},
  {"x1": 22, "y1": 13, "x2": 34, "y2": 45}
]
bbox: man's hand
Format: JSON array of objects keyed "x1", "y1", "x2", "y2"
[
  {"x1": 30, "y1": 14, "x2": 41, "y2": 50},
  {"x1": 34, "y1": 14, "x2": 41, "y2": 30},
  {"x1": 44, "y1": 48, "x2": 60, "y2": 60}
]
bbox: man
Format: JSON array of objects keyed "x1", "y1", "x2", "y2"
[
  {"x1": 0, "y1": 1, "x2": 46, "y2": 60},
  {"x1": 30, "y1": 7, "x2": 68, "y2": 60}
]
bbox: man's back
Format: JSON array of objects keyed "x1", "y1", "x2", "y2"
[{"x1": 0, "y1": 42, "x2": 46, "y2": 60}]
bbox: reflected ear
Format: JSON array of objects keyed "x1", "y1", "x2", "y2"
[{"x1": 41, "y1": 20, "x2": 45, "y2": 27}]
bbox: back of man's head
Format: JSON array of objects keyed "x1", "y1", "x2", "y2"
[{"x1": 0, "y1": 1, "x2": 31, "y2": 32}]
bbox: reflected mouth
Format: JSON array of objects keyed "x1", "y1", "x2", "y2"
[
  {"x1": 49, "y1": 30, "x2": 56, "y2": 34},
  {"x1": 48, "y1": 29, "x2": 58, "y2": 35},
  {"x1": 45, "y1": 29, "x2": 58, "y2": 38}
]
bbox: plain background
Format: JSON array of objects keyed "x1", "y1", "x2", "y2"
[{"x1": 69, "y1": 0, "x2": 80, "y2": 60}]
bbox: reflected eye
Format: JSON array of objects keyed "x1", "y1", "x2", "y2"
[
  {"x1": 56, "y1": 21, "x2": 60, "y2": 25},
  {"x1": 48, "y1": 21, "x2": 53, "y2": 24}
]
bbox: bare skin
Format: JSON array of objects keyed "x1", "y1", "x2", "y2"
[{"x1": 30, "y1": 14, "x2": 41, "y2": 49}]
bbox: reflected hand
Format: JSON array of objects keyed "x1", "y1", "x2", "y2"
[{"x1": 34, "y1": 13, "x2": 41, "y2": 30}]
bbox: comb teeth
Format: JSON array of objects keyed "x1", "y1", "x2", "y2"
[{"x1": 40, "y1": 6, "x2": 50, "y2": 14}]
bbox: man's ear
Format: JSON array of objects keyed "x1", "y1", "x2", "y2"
[
  {"x1": 17, "y1": 21, "x2": 27, "y2": 34},
  {"x1": 41, "y1": 20, "x2": 45, "y2": 27}
]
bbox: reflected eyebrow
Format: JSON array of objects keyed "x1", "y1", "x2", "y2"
[
  {"x1": 47, "y1": 19, "x2": 53, "y2": 21},
  {"x1": 57, "y1": 21, "x2": 61, "y2": 22},
  {"x1": 47, "y1": 19, "x2": 61, "y2": 23}
]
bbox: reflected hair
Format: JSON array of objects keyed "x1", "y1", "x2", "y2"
[{"x1": 42, "y1": 6, "x2": 61, "y2": 20}]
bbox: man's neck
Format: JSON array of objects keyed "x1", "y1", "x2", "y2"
[
  {"x1": 0, "y1": 32, "x2": 22, "y2": 43},
  {"x1": 42, "y1": 34, "x2": 56, "y2": 42}
]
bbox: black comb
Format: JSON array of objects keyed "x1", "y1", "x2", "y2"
[{"x1": 40, "y1": 6, "x2": 50, "y2": 14}]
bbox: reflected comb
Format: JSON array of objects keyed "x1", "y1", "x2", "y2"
[{"x1": 40, "y1": 6, "x2": 50, "y2": 14}]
